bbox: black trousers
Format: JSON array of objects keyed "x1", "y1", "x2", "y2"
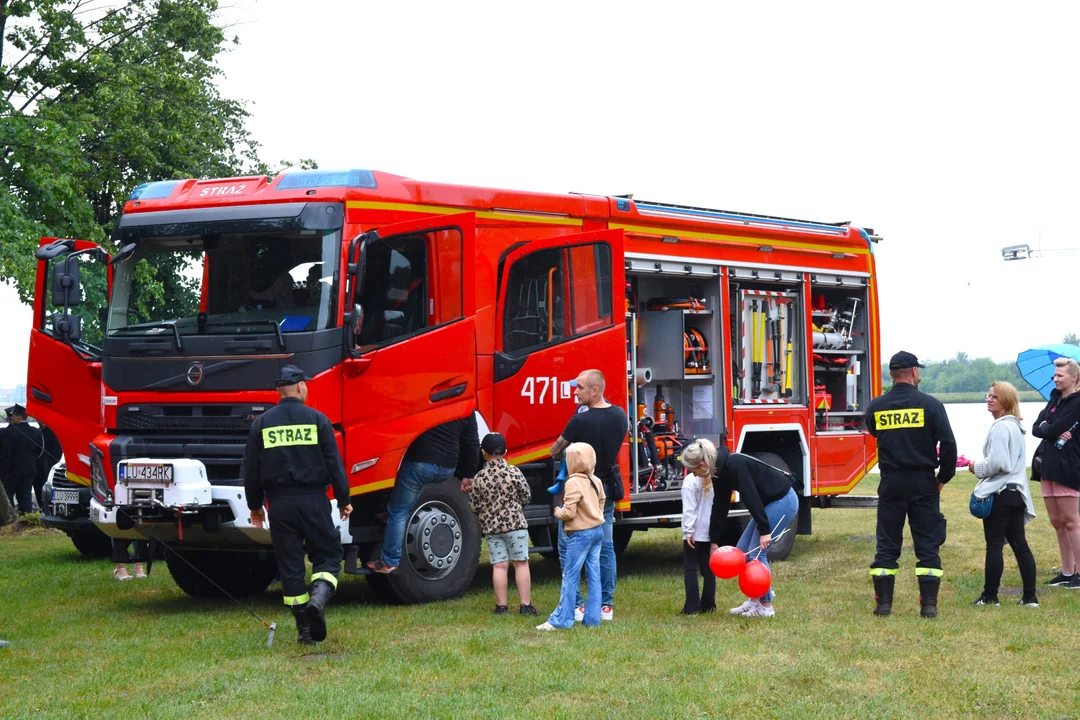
[
  {"x1": 268, "y1": 493, "x2": 342, "y2": 604},
  {"x1": 681, "y1": 540, "x2": 716, "y2": 613},
  {"x1": 872, "y1": 472, "x2": 946, "y2": 572},
  {"x1": 983, "y1": 488, "x2": 1037, "y2": 598},
  {"x1": 2, "y1": 473, "x2": 35, "y2": 515},
  {"x1": 111, "y1": 538, "x2": 149, "y2": 564}
]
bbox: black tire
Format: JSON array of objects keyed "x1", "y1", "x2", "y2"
[
  {"x1": 372, "y1": 480, "x2": 481, "y2": 605},
  {"x1": 69, "y1": 529, "x2": 113, "y2": 558},
  {"x1": 166, "y1": 548, "x2": 277, "y2": 599},
  {"x1": 747, "y1": 451, "x2": 799, "y2": 562},
  {"x1": 717, "y1": 515, "x2": 749, "y2": 547},
  {"x1": 613, "y1": 526, "x2": 633, "y2": 557}
]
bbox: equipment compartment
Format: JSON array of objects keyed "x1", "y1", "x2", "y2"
[{"x1": 809, "y1": 280, "x2": 870, "y2": 433}]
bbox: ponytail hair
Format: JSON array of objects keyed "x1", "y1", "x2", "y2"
[{"x1": 680, "y1": 438, "x2": 716, "y2": 495}]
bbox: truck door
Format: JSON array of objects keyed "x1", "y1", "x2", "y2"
[
  {"x1": 492, "y1": 229, "x2": 625, "y2": 456},
  {"x1": 26, "y1": 239, "x2": 111, "y2": 485},
  {"x1": 341, "y1": 213, "x2": 477, "y2": 493}
]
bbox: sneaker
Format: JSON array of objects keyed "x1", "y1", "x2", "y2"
[
  {"x1": 492, "y1": 605, "x2": 509, "y2": 615},
  {"x1": 519, "y1": 603, "x2": 539, "y2": 616},
  {"x1": 1018, "y1": 597, "x2": 1040, "y2": 607},
  {"x1": 1067, "y1": 575, "x2": 1080, "y2": 590},
  {"x1": 535, "y1": 622, "x2": 557, "y2": 631},
  {"x1": 574, "y1": 606, "x2": 584, "y2": 622},
  {"x1": 743, "y1": 603, "x2": 775, "y2": 618},
  {"x1": 601, "y1": 606, "x2": 614, "y2": 621},
  {"x1": 366, "y1": 559, "x2": 397, "y2": 574},
  {"x1": 1043, "y1": 572, "x2": 1073, "y2": 586},
  {"x1": 973, "y1": 594, "x2": 1000, "y2": 606},
  {"x1": 730, "y1": 599, "x2": 758, "y2": 615}
]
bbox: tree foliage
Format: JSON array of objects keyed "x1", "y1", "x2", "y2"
[{"x1": 1, "y1": 0, "x2": 307, "y2": 340}]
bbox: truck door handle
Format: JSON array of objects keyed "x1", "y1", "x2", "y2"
[
  {"x1": 224, "y1": 339, "x2": 273, "y2": 353},
  {"x1": 430, "y1": 383, "x2": 467, "y2": 403},
  {"x1": 31, "y1": 388, "x2": 52, "y2": 403}
]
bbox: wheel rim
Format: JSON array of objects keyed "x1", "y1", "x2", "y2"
[{"x1": 403, "y1": 500, "x2": 463, "y2": 581}]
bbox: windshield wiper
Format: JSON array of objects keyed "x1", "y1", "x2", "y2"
[
  {"x1": 203, "y1": 320, "x2": 285, "y2": 350},
  {"x1": 111, "y1": 322, "x2": 184, "y2": 351}
]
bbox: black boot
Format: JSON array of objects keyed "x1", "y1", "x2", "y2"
[
  {"x1": 872, "y1": 575, "x2": 895, "y2": 617},
  {"x1": 303, "y1": 579, "x2": 335, "y2": 642},
  {"x1": 291, "y1": 605, "x2": 315, "y2": 646},
  {"x1": 919, "y1": 577, "x2": 940, "y2": 619}
]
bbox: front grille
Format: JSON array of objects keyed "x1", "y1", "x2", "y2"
[
  {"x1": 110, "y1": 433, "x2": 247, "y2": 485},
  {"x1": 116, "y1": 404, "x2": 264, "y2": 432},
  {"x1": 52, "y1": 466, "x2": 84, "y2": 489}
]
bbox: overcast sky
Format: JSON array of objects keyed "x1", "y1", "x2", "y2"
[{"x1": 4, "y1": 1, "x2": 1079, "y2": 385}]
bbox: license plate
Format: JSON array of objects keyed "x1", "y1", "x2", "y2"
[
  {"x1": 53, "y1": 490, "x2": 80, "y2": 505},
  {"x1": 120, "y1": 463, "x2": 174, "y2": 483}
]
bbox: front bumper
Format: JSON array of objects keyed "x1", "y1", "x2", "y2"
[{"x1": 38, "y1": 480, "x2": 96, "y2": 534}]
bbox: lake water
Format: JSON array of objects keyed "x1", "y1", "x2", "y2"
[{"x1": 942, "y1": 401, "x2": 1048, "y2": 468}]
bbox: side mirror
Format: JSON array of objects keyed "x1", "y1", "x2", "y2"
[
  {"x1": 52, "y1": 313, "x2": 82, "y2": 343},
  {"x1": 109, "y1": 242, "x2": 137, "y2": 266},
  {"x1": 35, "y1": 240, "x2": 75, "y2": 261},
  {"x1": 51, "y1": 256, "x2": 82, "y2": 307}
]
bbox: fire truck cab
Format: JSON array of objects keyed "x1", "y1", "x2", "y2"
[{"x1": 26, "y1": 169, "x2": 880, "y2": 604}]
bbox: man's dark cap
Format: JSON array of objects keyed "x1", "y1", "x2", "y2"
[
  {"x1": 276, "y1": 365, "x2": 312, "y2": 387},
  {"x1": 5, "y1": 404, "x2": 26, "y2": 418},
  {"x1": 889, "y1": 351, "x2": 926, "y2": 370},
  {"x1": 481, "y1": 432, "x2": 507, "y2": 455}
]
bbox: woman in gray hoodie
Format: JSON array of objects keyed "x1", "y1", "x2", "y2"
[{"x1": 969, "y1": 381, "x2": 1038, "y2": 607}]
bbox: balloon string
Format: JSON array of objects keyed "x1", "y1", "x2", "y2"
[{"x1": 749, "y1": 515, "x2": 788, "y2": 561}]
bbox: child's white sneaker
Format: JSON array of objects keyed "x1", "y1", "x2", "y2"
[
  {"x1": 729, "y1": 599, "x2": 758, "y2": 615},
  {"x1": 601, "y1": 605, "x2": 613, "y2": 621},
  {"x1": 574, "y1": 606, "x2": 584, "y2": 622},
  {"x1": 743, "y1": 603, "x2": 775, "y2": 618},
  {"x1": 536, "y1": 622, "x2": 556, "y2": 631}
]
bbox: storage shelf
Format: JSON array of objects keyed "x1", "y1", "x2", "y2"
[
  {"x1": 682, "y1": 309, "x2": 713, "y2": 317},
  {"x1": 813, "y1": 349, "x2": 864, "y2": 355},
  {"x1": 682, "y1": 373, "x2": 714, "y2": 380}
]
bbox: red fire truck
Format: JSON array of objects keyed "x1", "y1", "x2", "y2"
[{"x1": 26, "y1": 169, "x2": 881, "y2": 604}]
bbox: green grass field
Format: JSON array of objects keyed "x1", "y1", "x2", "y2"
[{"x1": 2, "y1": 474, "x2": 1079, "y2": 719}]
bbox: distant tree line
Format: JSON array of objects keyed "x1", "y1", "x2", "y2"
[{"x1": 881, "y1": 335, "x2": 1080, "y2": 394}]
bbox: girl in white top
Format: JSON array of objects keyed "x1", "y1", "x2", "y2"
[{"x1": 679, "y1": 469, "x2": 715, "y2": 614}]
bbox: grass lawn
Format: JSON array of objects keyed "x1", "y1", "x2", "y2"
[{"x1": 2, "y1": 473, "x2": 1079, "y2": 719}]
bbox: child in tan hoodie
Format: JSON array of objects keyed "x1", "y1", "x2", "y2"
[{"x1": 537, "y1": 442, "x2": 606, "y2": 630}]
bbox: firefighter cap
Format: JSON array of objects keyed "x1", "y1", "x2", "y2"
[
  {"x1": 5, "y1": 403, "x2": 26, "y2": 418},
  {"x1": 276, "y1": 365, "x2": 313, "y2": 387},
  {"x1": 888, "y1": 351, "x2": 926, "y2": 370},
  {"x1": 481, "y1": 432, "x2": 507, "y2": 456}
]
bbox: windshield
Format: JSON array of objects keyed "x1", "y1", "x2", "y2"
[{"x1": 107, "y1": 228, "x2": 341, "y2": 336}]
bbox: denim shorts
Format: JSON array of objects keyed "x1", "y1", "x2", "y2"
[{"x1": 486, "y1": 529, "x2": 530, "y2": 564}]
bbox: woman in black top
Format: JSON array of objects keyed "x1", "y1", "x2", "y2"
[
  {"x1": 681, "y1": 438, "x2": 798, "y2": 618},
  {"x1": 1031, "y1": 358, "x2": 1080, "y2": 588}
]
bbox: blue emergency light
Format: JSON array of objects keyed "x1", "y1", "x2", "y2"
[{"x1": 276, "y1": 169, "x2": 377, "y2": 191}]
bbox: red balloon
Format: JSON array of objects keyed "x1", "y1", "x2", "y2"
[
  {"x1": 739, "y1": 559, "x2": 772, "y2": 598},
  {"x1": 709, "y1": 545, "x2": 746, "y2": 579}
]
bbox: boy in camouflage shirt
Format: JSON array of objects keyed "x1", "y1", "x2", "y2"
[{"x1": 468, "y1": 432, "x2": 537, "y2": 615}]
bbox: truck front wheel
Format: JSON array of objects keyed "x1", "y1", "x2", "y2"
[
  {"x1": 166, "y1": 549, "x2": 277, "y2": 598},
  {"x1": 367, "y1": 480, "x2": 480, "y2": 605}
]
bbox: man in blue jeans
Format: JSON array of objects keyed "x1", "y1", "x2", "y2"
[
  {"x1": 550, "y1": 369, "x2": 627, "y2": 621},
  {"x1": 368, "y1": 414, "x2": 480, "y2": 573}
]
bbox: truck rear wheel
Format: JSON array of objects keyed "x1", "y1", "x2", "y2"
[
  {"x1": 367, "y1": 480, "x2": 480, "y2": 605},
  {"x1": 69, "y1": 529, "x2": 113, "y2": 558},
  {"x1": 747, "y1": 451, "x2": 799, "y2": 562},
  {"x1": 166, "y1": 549, "x2": 277, "y2": 598},
  {"x1": 613, "y1": 526, "x2": 633, "y2": 557}
]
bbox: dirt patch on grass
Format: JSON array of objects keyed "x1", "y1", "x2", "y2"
[{"x1": 0, "y1": 518, "x2": 63, "y2": 538}]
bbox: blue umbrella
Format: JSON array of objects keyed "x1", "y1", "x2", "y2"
[{"x1": 1016, "y1": 344, "x2": 1080, "y2": 400}]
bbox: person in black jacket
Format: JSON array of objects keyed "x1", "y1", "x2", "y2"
[
  {"x1": 1031, "y1": 357, "x2": 1080, "y2": 588},
  {"x1": 244, "y1": 365, "x2": 352, "y2": 645},
  {"x1": 682, "y1": 438, "x2": 799, "y2": 619},
  {"x1": 367, "y1": 412, "x2": 480, "y2": 574},
  {"x1": 865, "y1": 351, "x2": 956, "y2": 619},
  {"x1": 1, "y1": 405, "x2": 44, "y2": 515}
]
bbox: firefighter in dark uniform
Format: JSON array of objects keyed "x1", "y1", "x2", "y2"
[
  {"x1": 866, "y1": 351, "x2": 957, "y2": 619},
  {"x1": 244, "y1": 366, "x2": 353, "y2": 645},
  {"x1": 1, "y1": 404, "x2": 45, "y2": 515}
]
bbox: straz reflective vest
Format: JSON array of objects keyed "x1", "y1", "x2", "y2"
[
  {"x1": 243, "y1": 396, "x2": 351, "y2": 511},
  {"x1": 865, "y1": 382, "x2": 957, "y2": 482}
]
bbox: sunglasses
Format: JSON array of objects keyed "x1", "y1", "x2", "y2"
[{"x1": 985, "y1": 393, "x2": 998, "y2": 400}]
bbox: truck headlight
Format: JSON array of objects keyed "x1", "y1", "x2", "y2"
[{"x1": 90, "y1": 445, "x2": 112, "y2": 504}]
